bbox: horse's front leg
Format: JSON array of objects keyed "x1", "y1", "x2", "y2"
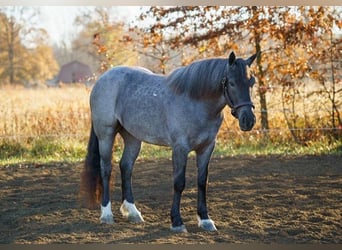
[
  {"x1": 170, "y1": 145, "x2": 189, "y2": 233},
  {"x1": 196, "y1": 142, "x2": 217, "y2": 231}
]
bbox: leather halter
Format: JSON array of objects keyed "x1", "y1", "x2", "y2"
[{"x1": 221, "y1": 76, "x2": 255, "y2": 118}]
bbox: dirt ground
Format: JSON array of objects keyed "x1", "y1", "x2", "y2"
[{"x1": 0, "y1": 155, "x2": 341, "y2": 244}]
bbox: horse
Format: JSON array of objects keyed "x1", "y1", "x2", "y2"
[{"x1": 80, "y1": 51, "x2": 258, "y2": 233}]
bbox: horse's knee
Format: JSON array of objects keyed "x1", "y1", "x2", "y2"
[
  {"x1": 119, "y1": 160, "x2": 133, "y2": 173},
  {"x1": 100, "y1": 162, "x2": 112, "y2": 178},
  {"x1": 197, "y1": 176, "x2": 207, "y2": 189},
  {"x1": 174, "y1": 176, "x2": 186, "y2": 192}
]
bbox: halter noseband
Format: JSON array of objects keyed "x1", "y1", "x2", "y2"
[{"x1": 221, "y1": 76, "x2": 255, "y2": 118}]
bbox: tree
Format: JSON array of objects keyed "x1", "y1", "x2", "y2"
[
  {"x1": 0, "y1": 10, "x2": 23, "y2": 84},
  {"x1": 27, "y1": 45, "x2": 59, "y2": 84},
  {"x1": 73, "y1": 7, "x2": 138, "y2": 74},
  {"x1": 305, "y1": 7, "x2": 342, "y2": 138},
  {"x1": 266, "y1": 7, "x2": 341, "y2": 142},
  {"x1": 0, "y1": 7, "x2": 59, "y2": 85}
]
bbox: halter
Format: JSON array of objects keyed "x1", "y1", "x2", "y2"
[{"x1": 221, "y1": 76, "x2": 255, "y2": 118}]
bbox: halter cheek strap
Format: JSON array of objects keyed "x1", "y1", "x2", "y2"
[
  {"x1": 221, "y1": 77, "x2": 233, "y2": 107},
  {"x1": 221, "y1": 76, "x2": 255, "y2": 118}
]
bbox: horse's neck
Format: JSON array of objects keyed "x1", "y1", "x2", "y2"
[{"x1": 207, "y1": 96, "x2": 227, "y2": 118}]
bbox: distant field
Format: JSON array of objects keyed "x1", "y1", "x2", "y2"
[{"x1": 0, "y1": 84, "x2": 91, "y2": 139}]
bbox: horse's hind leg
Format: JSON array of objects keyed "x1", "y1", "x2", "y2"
[
  {"x1": 119, "y1": 130, "x2": 144, "y2": 223},
  {"x1": 97, "y1": 126, "x2": 115, "y2": 224}
]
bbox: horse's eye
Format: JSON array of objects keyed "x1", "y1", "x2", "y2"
[{"x1": 229, "y1": 81, "x2": 236, "y2": 87}]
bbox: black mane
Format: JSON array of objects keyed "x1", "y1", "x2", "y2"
[{"x1": 166, "y1": 58, "x2": 227, "y2": 99}]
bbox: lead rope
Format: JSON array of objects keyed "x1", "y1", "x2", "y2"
[{"x1": 221, "y1": 76, "x2": 232, "y2": 108}]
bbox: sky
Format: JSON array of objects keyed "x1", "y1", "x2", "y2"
[
  {"x1": 9, "y1": 5, "x2": 342, "y2": 48},
  {"x1": 38, "y1": 6, "x2": 142, "y2": 47}
]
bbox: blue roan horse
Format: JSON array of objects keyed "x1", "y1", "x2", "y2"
[{"x1": 80, "y1": 51, "x2": 258, "y2": 233}]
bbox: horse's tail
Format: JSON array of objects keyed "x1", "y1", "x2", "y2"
[{"x1": 80, "y1": 124, "x2": 102, "y2": 208}]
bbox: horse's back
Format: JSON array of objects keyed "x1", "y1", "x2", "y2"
[
  {"x1": 92, "y1": 66, "x2": 154, "y2": 102},
  {"x1": 93, "y1": 66, "x2": 149, "y2": 91}
]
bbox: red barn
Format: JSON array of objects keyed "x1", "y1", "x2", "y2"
[{"x1": 56, "y1": 60, "x2": 92, "y2": 84}]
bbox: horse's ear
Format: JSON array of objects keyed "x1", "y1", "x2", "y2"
[
  {"x1": 228, "y1": 51, "x2": 236, "y2": 66},
  {"x1": 247, "y1": 51, "x2": 261, "y2": 66}
]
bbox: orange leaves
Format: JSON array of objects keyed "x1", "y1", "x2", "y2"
[
  {"x1": 93, "y1": 32, "x2": 107, "y2": 54},
  {"x1": 143, "y1": 33, "x2": 163, "y2": 48},
  {"x1": 90, "y1": 21, "x2": 138, "y2": 73},
  {"x1": 198, "y1": 45, "x2": 206, "y2": 53},
  {"x1": 97, "y1": 45, "x2": 107, "y2": 54}
]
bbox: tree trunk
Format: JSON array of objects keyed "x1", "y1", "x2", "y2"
[
  {"x1": 254, "y1": 34, "x2": 269, "y2": 132},
  {"x1": 8, "y1": 20, "x2": 15, "y2": 84}
]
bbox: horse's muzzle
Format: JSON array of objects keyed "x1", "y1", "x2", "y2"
[{"x1": 238, "y1": 108, "x2": 256, "y2": 131}]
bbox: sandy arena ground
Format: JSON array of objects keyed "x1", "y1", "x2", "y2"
[{"x1": 1, "y1": 155, "x2": 341, "y2": 243}]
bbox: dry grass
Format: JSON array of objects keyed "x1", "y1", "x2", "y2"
[
  {"x1": 220, "y1": 83, "x2": 342, "y2": 143},
  {"x1": 0, "y1": 83, "x2": 340, "y2": 140},
  {"x1": 0, "y1": 84, "x2": 91, "y2": 139}
]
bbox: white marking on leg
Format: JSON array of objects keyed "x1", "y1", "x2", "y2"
[
  {"x1": 197, "y1": 215, "x2": 217, "y2": 231},
  {"x1": 120, "y1": 200, "x2": 144, "y2": 222},
  {"x1": 100, "y1": 201, "x2": 113, "y2": 224}
]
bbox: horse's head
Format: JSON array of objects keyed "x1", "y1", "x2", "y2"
[{"x1": 223, "y1": 51, "x2": 259, "y2": 131}]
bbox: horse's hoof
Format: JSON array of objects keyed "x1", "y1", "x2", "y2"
[
  {"x1": 100, "y1": 215, "x2": 114, "y2": 224},
  {"x1": 198, "y1": 218, "x2": 217, "y2": 232},
  {"x1": 100, "y1": 202, "x2": 114, "y2": 224},
  {"x1": 170, "y1": 224, "x2": 188, "y2": 233},
  {"x1": 120, "y1": 200, "x2": 144, "y2": 223}
]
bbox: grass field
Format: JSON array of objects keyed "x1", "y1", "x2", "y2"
[{"x1": 0, "y1": 83, "x2": 341, "y2": 164}]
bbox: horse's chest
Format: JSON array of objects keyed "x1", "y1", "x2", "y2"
[{"x1": 169, "y1": 112, "x2": 222, "y2": 147}]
